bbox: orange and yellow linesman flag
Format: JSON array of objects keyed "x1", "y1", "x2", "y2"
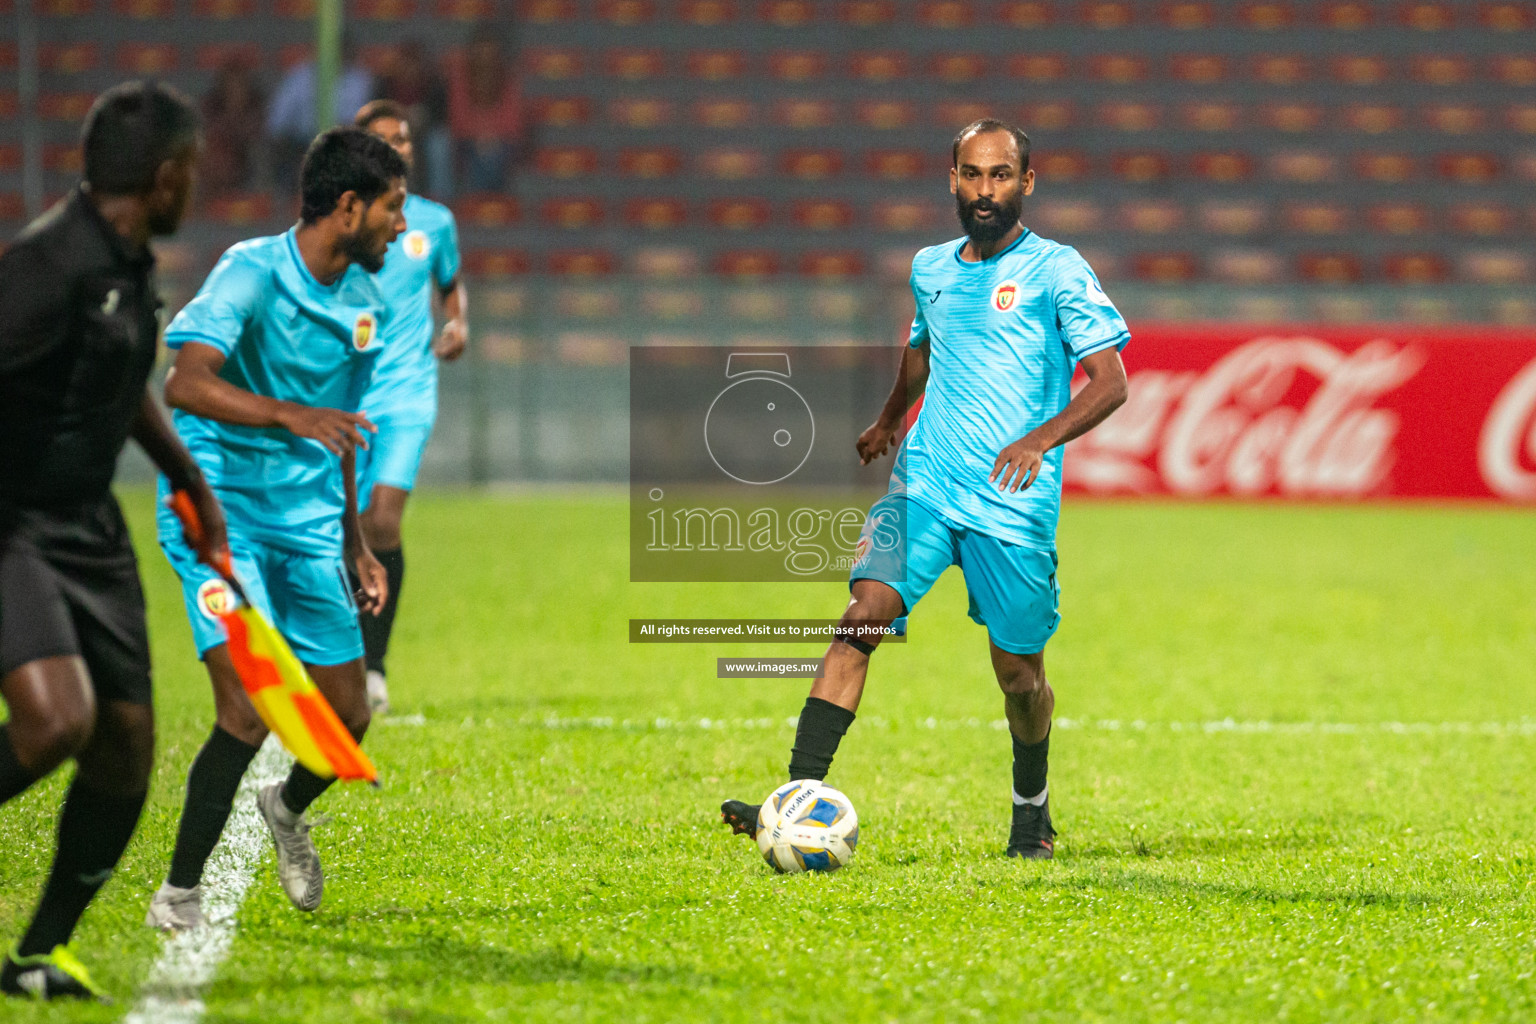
[{"x1": 168, "y1": 492, "x2": 378, "y2": 784}]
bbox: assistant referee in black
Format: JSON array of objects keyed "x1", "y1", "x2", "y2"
[{"x1": 0, "y1": 82, "x2": 228, "y2": 1002}]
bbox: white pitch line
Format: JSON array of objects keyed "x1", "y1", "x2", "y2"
[{"x1": 124, "y1": 738, "x2": 289, "y2": 1024}]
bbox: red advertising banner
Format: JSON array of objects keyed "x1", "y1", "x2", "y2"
[{"x1": 1062, "y1": 326, "x2": 1536, "y2": 501}]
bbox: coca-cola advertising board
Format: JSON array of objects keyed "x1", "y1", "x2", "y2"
[{"x1": 1061, "y1": 327, "x2": 1536, "y2": 501}]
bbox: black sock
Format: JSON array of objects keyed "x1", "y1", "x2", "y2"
[
  {"x1": 787, "y1": 697, "x2": 856, "y2": 782},
  {"x1": 18, "y1": 778, "x2": 146, "y2": 956},
  {"x1": 359, "y1": 546, "x2": 405, "y2": 675},
  {"x1": 280, "y1": 763, "x2": 334, "y2": 817},
  {"x1": 1012, "y1": 726, "x2": 1050, "y2": 802},
  {"x1": 0, "y1": 726, "x2": 40, "y2": 805},
  {"x1": 167, "y1": 726, "x2": 260, "y2": 889}
]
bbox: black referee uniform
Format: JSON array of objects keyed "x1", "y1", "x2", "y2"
[{"x1": 0, "y1": 187, "x2": 163, "y2": 703}]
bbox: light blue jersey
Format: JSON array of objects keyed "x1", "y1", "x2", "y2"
[
  {"x1": 900, "y1": 229, "x2": 1130, "y2": 551},
  {"x1": 158, "y1": 229, "x2": 390, "y2": 556},
  {"x1": 363, "y1": 192, "x2": 461, "y2": 423}
]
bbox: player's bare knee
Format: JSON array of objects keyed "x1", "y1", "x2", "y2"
[
  {"x1": 215, "y1": 703, "x2": 267, "y2": 747},
  {"x1": 341, "y1": 701, "x2": 371, "y2": 741},
  {"x1": 21, "y1": 706, "x2": 96, "y2": 772},
  {"x1": 995, "y1": 661, "x2": 1046, "y2": 697}
]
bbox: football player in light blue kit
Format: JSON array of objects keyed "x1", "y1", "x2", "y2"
[
  {"x1": 723, "y1": 119, "x2": 1130, "y2": 860},
  {"x1": 145, "y1": 128, "x2": 408, "y2": 932},
  {"x1": 352, "y1": 100, "x2": 467, "y2": 715}
]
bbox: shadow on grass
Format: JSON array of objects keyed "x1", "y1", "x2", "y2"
[
  {"x1": 1051, "y1": 863, "x2": 1439, "y2": 909},
  {"x1": 1066, "y1": 823, "x2": 1355, "y2": 862}
]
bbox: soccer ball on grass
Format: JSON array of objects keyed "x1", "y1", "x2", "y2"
[{"x1": 756, "y1": 780, "x2": 858, "y2": 873}]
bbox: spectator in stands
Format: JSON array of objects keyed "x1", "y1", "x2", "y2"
[
  {"x1": 376, "y1": 39, "x2": 452, "y2": 200},
  {"x1": 446, "y1": 24, "x2": 527, "y2": 194},
  {"x1": 200, "y1": 57, "x2": 266, "y2": 194},
  {"x1": 265, "y1": 34, "x2": 375, "y2": 194}
]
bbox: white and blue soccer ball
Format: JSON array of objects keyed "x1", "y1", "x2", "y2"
[{"x1": 756, "y1": 780, "x2": 859, "y2": 873}]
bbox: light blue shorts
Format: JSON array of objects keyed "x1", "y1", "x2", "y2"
[
  {"x1": 849, "y1": 493, "x2": 1061, "y2": 655},
  {"x1": 358, "y1": 415, "x2": 434, "y2": 506},
  {"x1": 158, "y1": 516, "x2": 363, "y2": 667}
]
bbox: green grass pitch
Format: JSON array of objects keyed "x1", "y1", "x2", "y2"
[{"x1": 2, "y1": 490, "x2": 1535, "y2": 1022}]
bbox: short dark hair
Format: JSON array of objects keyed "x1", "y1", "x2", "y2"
[
  {"x1": 299, "y1": 127, "x2": 408, "y2": 224},
  {"x1": 951, "y1": 118, "x2": 1031, "y2": 174},
  {"x1": 81, "y1": 81, "x2": 200, "y2": 195},
  {"x1": 355, "y1": 98, "x2": 409, "y2": 130}
]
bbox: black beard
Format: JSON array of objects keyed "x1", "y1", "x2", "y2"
[
  {"x1": 343, "y1": 228, "x2": 387, "y2": 274},
  {"x1": 956, "y1": 192, "x2": 1022, "y2": 245}
]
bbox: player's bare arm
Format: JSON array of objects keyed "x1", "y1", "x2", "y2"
[
  {"x1": 165, "y1": 342, "x2": 377, "y2": 455},
  {"x1": 433, "y1": 276, "x2": 469, "y2": 361},
  {"x1": 129, "y1": 390, "x2": 229, "y2": 566},
  {"x1": 342, "y1": 444, "x2": 388, "y2": 615},
  {"x1": 991, "y1": 347, "x2": 1128, "y2": 493},
  {"x1": 858, "y1": 341, "x2": 930, "y2": 465}
]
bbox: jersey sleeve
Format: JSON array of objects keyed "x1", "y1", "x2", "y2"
[
  {"x1": 164, "y1": 250, "x2": 265, "y2": 355},
  {"x1": 906, "y1": 265, "x2": 930, "y2": 349},
  {"x1": 1050, "y1": 247, "x2": 1130, "y2": 360},
  {"x1": 0, "y1": 242, "x2": 70, "y2": 375},
  {"x1": 433, "y1": 210, "x2": 462, "y2": 288}
]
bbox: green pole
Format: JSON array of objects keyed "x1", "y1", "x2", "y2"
[{"x1": 315, "y1": 0, "x2": 343, "y2": 132}]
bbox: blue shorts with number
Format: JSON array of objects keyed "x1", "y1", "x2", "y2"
[
  {"x1": 157, "y1": 512, "x2": 363, "y2": 666},
  {"x1": 848, "y1": 492, "x2": 1061, "y2": 655},
  {"x1": 357, "y1": 414, "x2": 434, "y2": 507}
]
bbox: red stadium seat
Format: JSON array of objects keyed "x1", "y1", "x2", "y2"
[
  {"x1": 1099, "y1": 101, "x2": 1161, "y2": 132},
  {"x1": 1340, "y1": 104, "x2": 1403, "y2": 135},
  {"x1": 1332, "y1": 56, "x2": 1392, "y2": 86},
  {"x1": 435, "y1": 0, "x2": 496, "y2": 19},
  {"x1": 1491, "y1": 55, "x2": 1536, "y2": 86},
  {"x1": 1425, "y1": 104, "x2": 1487, "y2": 134},
  {"x1": 793, "y1": 200, "x2": 854, "y2": 231},
  {"x1": 1297, "y1": 253, "x2": 1363, "y2": 284},
  {"x1": 1251, "y1": 54, "x2": 1308, "y2": 85},
  {"x1": 693, "y1": 100, "x2": 755, "y2": 130},
  {"x1": 40, "y1": 43, "x2": 99, "y2": 74},
  {"x1": 678, "y1": 0, "x2": 737, "y2": 24},
  {"x1": 1383, "y1": 253, "x2": 1449, "y2": 283},
  {"x1": 1190, "y1": 151, "x2": 1255, "y2": 182},
  {"x1": 1171, "y1": 54, "x2": 1227, "y2": 83},
  {"x1": 871, "y1": 200, "x2": 938, "y2": 232},
  {"x1": 839, "y1": 0, "x2": 892, "y2": 24},
  {"x1": 526, "y1": 49, "x2": 584, "y2": 80},
  {"x1": 1198, "y1": 201, "x2": 1268, "y2": 235},
  {"x1": 541, "y1": 198, "x2": 603, "y2": 230},
  {"x1": 713, "y1": 250, "x2": 780, "y2": 276},
  {"x1": 0, "y1": 194, "x2": 24, "y2": 221},
  {"x1": 1368, "y1": 203, "x2": 1431, "y2": 235},
  {"x1": 547, "y1": 251, "x2": 617, "y2": 276},
  {"x1": 273, "y1": 0, "x2": 314, "y2": 15},
  {"x1": 518, "y1": 0, "x2": 575, "y2": 20},
  {"x1": 0, "y1": 145, "x2": 17, "y2": 170},
  {"x1": 38, "y1": 93, "x2": 95, "y2": 122},
  {"x1": 998, "y1": 1, "x2": 1051, "y2": 27},
  {"x1": 1111, "y1": 151, "x2": 1168, "y2": 183},
  {"x1": 353, "y1": 0, "x2": 415, "y2": 17},
  {"x1": 462, "y1": 250, "x2": 530, "y2": 278},
  {"x1": 202, "y1": 194, "x2": 273, "y2": 226},
  {"x1": 1354, "y1": 152, "x2": 1416, "y2": 183},
  {"x1": 451, "y1": 195, "x2": 521, "y2": 226},
  {"x1": 850, "y1": 52, "x2": 907, "y2": 82},
  {"x1": 534, "y1": 147, "x2": 599, "y2": 179},
  {"x1": 1479, "y1": 1, "x2": 1534, "y2": 30},
  {"x1": 800, "y1": 252, "x2": 864, "y2": 278},
  {"x1": 535, "y1": 98, "x2": 593, "y2": 127},
  {"x1": 1183, "y1": 102, "x2": 1243, "y2": 132},
  {"x1": 1508, "y1": 105, "x2": 1536, "y2": 133},
  {"x1": 1133, "y1": 253, "x2": 1199, "y2": 283},
  {"x1": 43, "y1": 144, "x2": 82, "y2": 174},
  {"x1": 1031, "y1": 200, "x2": 1103, "y2": 235},
  {"x1": 1459, "y1": 250, "x2": 1530, "y2": 284},
  {"x1": 618, "y1": 147, "x2": 681, "y2": 177},
  {"x1": 774, "y1": 99, "x2": 837, "y2": 129},
  {"x1": 917, "y1": 0, "x2": 973, "y2": 27},
  {"x1": 1120, "y1": 200, "x2": 1184, "y2": 234},
  {"x1": 195, "y1": 43, "x2": 260, "y2": 70},
  {"x1": 935, "y1": 101, "x2": 994, "y2": 129},
  {"x1": 631, "y1": 247, "x2": 701, "y2": 278},
  {"x1": 1160, "y1": 2, "x2": 1215, "y2": 29},
  {"x1": 1397, "y1": 1, "x2": 1455, "y2": 29},
  {"x1": 41, "y1": 0, "x2": 93, "y2": 14},
  {"x1": 357, "y1": 45, "x2": 396, "y2": 75},
  {"x1": 1034, "y1": 150, "x2": 1091, "y2": 182},
  {"x1": 0, "y1": 93, "x2": 16, "y2": 118},
  {"x1": 864, "y1": 149, "x2": 928, "y2": 180},
  {"x1": 277, "y1": 45, "x2": 314, "y2": 70},
  {"x1": 0, "y1": 44, "x2": 13, "y2": 70},
  {"x1": 689, "y1": 51, "x2": 748, "y2": 80},
  {"x1": 1020, "y1": 100, "x2": 1075, "y2": 131},
  {"x1": 625, "y1": 199, "x2": 688, "y2": 230},
  {"x1": 857, "y1": 101, "x2": 915, "y2": 130},
  {"x1": 609, "y1": 98, "x2": 673, "y2": 129},
  {"x1": 1007, "y1": 54, "x2": 1066, "y2": 81},
  {"x1": 1211, "y1": 249, "x2": 1286, "y2": 285},
  {"x1": 780, "y1": 149, "x2": 843, "y2": 180},
  {"x1": 930, "y1": 53, "x2": 984, "y2": 83},
  {"x1": 1413, "y1": 54, "x2": 1470, "y2": 85},
  {"x1": 1449, "y1": 203, "x2": 1514, "y2": 234},
  {"x1": 1437, "y1": 153, "x2": 1501, "y2": 183},
  {"x1": 698, "y1": 148, "x2": 765, "y2": 179},
  {"x1": 118, "y1": 43, "x2": 180, "y2": 74},
  {"x1": 760, "y1": 0, "x2": 813, "y2": 25},
  {"x1": 605, "y1": 49, "x2": 665, "y2": 80},
  {"x1": 707, "y1": 199, "x2": 770, "y2": 230},
  {"x1": 767, "y1": 52, "x2": 824, "y2": 81},
  {"x1": 1239, "y1": 2, "x2": 1293, "y2": 28},
  {"x1": 1269, "y1": 150, "x2": 1337, "y2": 183},
  {"x1": 1090, "y1": 55, "x2": 1146, "y2": 83},
  {"x1": 599, "y1": 0, "x2": 656, "y2": 23},
  {"x1": 1317, "y1": 1, "x2": 1371, "y2": 28},
  {"x1": 1079, "y1": 1, "x2": 1134, "y2": 29}
]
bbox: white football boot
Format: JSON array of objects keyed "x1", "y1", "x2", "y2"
[
  {"x1": 145, "y1": 882, "x2": 206, "y2": 932},
  {"x1": 257, "y1": 783, "x2": 324, "y2": 912},
  {"x1": 365, "y1": 670, "x2": 390, "y2": 715}
]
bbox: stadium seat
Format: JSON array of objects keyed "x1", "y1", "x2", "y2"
[
  {"x1": 609, "y1": 98, "x2": 672, "y2": 129},
  {"x1": 1426, "y1": 104, "x2": 1487, "y2": 134},
  {"x1": 693, "y1": 99, "x2": 755, "y2": 129},
  {"x1": 1000, "y1": 0, "x2": 1050, "y2": 26},
  {"x1": 526, "y1": 49, "x2": 583, "y2": 80},
  {"x1": 353, "y1": 0, "x2": 414, "y2": 15},
  {"x1": 1332, "y1": 56, "x2": 1391, "y2": 86},
  {"x1": 195, "y1": 43, "x2": 261, "y2": 70},
  {"x1": 707, "y1": 199, "x2": 770, "y2": 230},
  {"x1": 767, "y1": 52, "x2": 823, "y2": 81},
  {"x1": 631, "y1": 247, "x2": 702, "y2": 278},
  {"x1": 40, "y1": 0, "x2": 92, "y2": 13},
  {"x1": 917, "y1": 0, "x2": 972, "y2": 28},
  {"x1": 690, "y1": 50, "x2": 748, "y2": 80},
  {"x1": 42, "y1": 145, "x2": 81, "y2": 174},
  {"x1": 780, "y1": 149, "x2": 842, "y2": 179},
  {"x1": 850, "y1": 52, "x2": 907, "y2": 82},
  {"x1": 461, "y1": 249, "x2": 530, "y2": 278},
  {"x1": 277, "y1": 45, "x2": 313, "y2": 70},
  {"x1": 618, "y1": 147, "x2": 681, "y2": 177},
  {"x1": 1121, "y1": 200, "x2": 1184, "y2": 234},
  {"x1": 1031, "y1": 200, "x2": 1103, "y2": 235},
  {"x1": 0, "y1": 194, "x2": 23, "y2": 221},
  {"x1": 774, "y1": 99, "x2": 837, "y2": 129},
  {"x1": 1191, "y1": 151, "x2": 1254, "y2": 182},
  {"x1": 1368, "y1": 203, "x2": 1431, "y2": 235},
  {"x1": 0, "y1": 93, "x2": 15, "y2": 118},
  {"x1": 1383, "y1": 253, "x2": 1448, "y2": 283},
  {"x1": 1239, "y1": 2, "x2": 1293, "y2": 28},
  {"x1": 713, "y1": 250, "x2": 780, "y2": 276},
  {"x1": 1480, "y1": 1, "x2": 1534, "y2": 30},
  {"x1": 0, "y1": 43, "x2": 12, "y2": 70},
  {"x1": 273, "y1": 0, "x2": 314, "y2": 15},
  {"x1": 1397, "y1": 1, "x2": 1455, "y2": 30},
  {"x1": 1436, "y1": 152, "x2": 1500, "y2": 183},
  {"x1": 857, "y1": 101, "x2": 915, "y2": 130},
  {"x1": 1211, "y1": 249, "x2": 1286, "y2": 285},
  {"x1": 1413, "y1": 54, "x2": 1470, "y2": 85},
  {"x1": 871, "y1": 200, "x2": 937, "y2": 232},
  {"x1": 1161, "y1": 2, "x2": 1216, "y2": 29},
  {"x1": 935, "y1": 101, "x2": 993, "y2": 129},
  {"x1": 1171, "y1": 54, "x2": 1227, "y2": 83},
  {"x1": 536, "y1": 97, "x2": 593, "y2": 127},
  {"x1": 625, "y1": 199, "x2": 688, "y2": 230},
  {"x1": 1199, "y1": 201, "x2": 1268, "y2": 235},
  {"x1": 1297, "y1": 253, "x2": 1363, "y2": 283},
  {"x1": 518, "y1": 0, "x2": 575, "y2": 20},
  {"x1": 1340, "y1": 104, "x2": 1403, "y2": 135},
  {"x1": 1449, "y1": 202, "x2": 1514, "y2": 234},
  {"x1": 699, "y1": 148, "x2": 764, "y2": 179},
  {"x1": 1090, "y1": 55, "x2": 1146, "y2": 83},
  {"x1": 547, "y1": 251, "x2": 617, "y2": 276},
  {"x1": 1099, "y1": 102, "x2": 1161, "y2": 132},
  {"x1": 1021, "y1": 100, "x2": 1075, "y2": 131},
  {"x1": 1133, "y1": 252, "x2": 1198, "y2": 283},
  {"x1": 1183, "y1": 102, "x2": 1242, "y2": 132},
  {"x1": 118, "y1": 43, "x2": 179, "y2": 74},
  {"x1": 929, "y1": 53, "x2": 983, "y2": 83},
  {"x1": 1459, "y1": 250, "x2": 1530, "y2": 284},
  {"x1": 1354, "y1": 152, "x2": 1415, "y2": 182},
  {"x1": 1269, "y1": 150, "x2": 1337, "y2": 183},
  {"x1": 435, "y1": 0, "x2": 496, "y2": 19},
  {"x1": 760, "y1": 0, "x2": 813, "y2": 25},
  {"x1": 678, "y1": 0, "x2": 736, "y2": 24},
  {"x1": 41, "y1": 43, "x2": 100, "y2": 74},
  {"x1": 793, "y1": 200, "x2": 854, "y2": 231},
  {"x1": 1317, "y1": 1, "x2": 1371, "y2": 28},
  {"x1": 534, "y1": 147, "x2": 599, "y2": 179},
  {"x1": 1251, "y1": 54, "x2": 1308, "y2": 85},
  {"x1": 38, "y1": 93, "x2": 95, "y2": 122},
  {"x1": 1492, "y1": 55, "x2": 1536, "y2": 86},
  {"x1": 1511, "y1": 152, "x2": 1536, "y2": 182},
  {"x1": 1035, "y1": 150, "x2": 1091, "y2": 182},
  {"x1": 1111, "y1": 151, "x2": 1168, "y2": 183},
  {"x1": 864, "y1": 149, "x2": 928, "y2": 180},
  {"x1": 839, "y1": 0, "x2": 892, "y2": 24},
  {"x1": 1007, "y1": 54, "x2": 1066, "y2": 81},
  {"x1": 202, "y1": 194, "x2": 273, "y2": 226},
  {"x1": 606, "y1": 49, "x2": 665, "y2": 79},
  {"x1": 451, "y1": 195, "x2": 520, "y2": 226},
  {"x1": 1285, "y1": 203, "x2": 1351, "y2": 234},
  {"x1": 542, "y1": 198, "x2": 603, "y2": 230},
  {"x1": 1079, "y1": 1, "x2": 1134, "y2": 29},
  {"x1": 800, "y1": 252, "x2": 864, "y2": 278},
  {"x1": 0, "y1": 145, "x2": 17, "y2": 170},
  {"x1": 599, "y1": 0, "x2": 656, "y2": 23},
  {"x1": 1507, "y1": 105, "x2": 1536, "y2": 133}
]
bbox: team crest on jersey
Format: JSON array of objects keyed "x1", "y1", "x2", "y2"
[
  {"x1": 196, "y1": 579, "x2": 234, "y2": 620},
  {"x1": 993, "y1": 280, "x2": 1020, "y2": 312},
  {"x1": 852, "y1": 536, "x2": 872, "y2": 566},
  {"x1": 352, "y1": 312, "x2": 378, "y2": 351},
  {"x1": 403, "y1": 230, "x2": 430, "y2": 261}
]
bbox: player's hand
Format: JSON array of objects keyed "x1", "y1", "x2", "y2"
[
  {"x1": 351, "y1": 545, "x2": 388, "y2": 616},
  {"x1": 991, "y1": 435, "x2": 1048, "y2": 493},
  {"x1": 276, "y1": 403, "x2": 377, "y2": 454},
  {"x1": 187, "y1": 483, "x2": 231, "y2": 573},
  {"x1": 434, "y1": 318, "x2": 468, "y2": 361},
  {"x1": 856, "y1": 419, "x2": 902, "y2": 465}
]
